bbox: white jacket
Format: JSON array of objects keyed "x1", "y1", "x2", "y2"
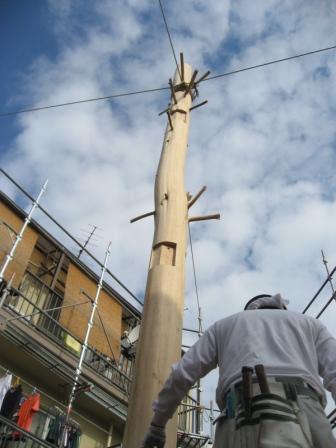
[{"x1": 152, "y1": 309, "x2": 336, "y2": 422}]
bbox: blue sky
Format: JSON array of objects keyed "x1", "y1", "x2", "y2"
[
  {"x1": 1, "y1": 0, "x2": 336, "y2": 416},
  {"x1": 0, "y1": 2, "x2": 58, "y2": 152}
]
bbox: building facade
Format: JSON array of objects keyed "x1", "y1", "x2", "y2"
[{"x1": 0, "y1": 190, "x2": 209, "y2": 447}]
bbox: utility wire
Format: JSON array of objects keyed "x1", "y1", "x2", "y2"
[
  {"x1": 1, "y1": 44, "x2": 335, "y2": 117},
  {"x1": 202, "y1": 44, "x2": 336, "y2": 82},
  {"x1": 0, "y1": 168, "x2": 143, "y2": 311},
  {"x1": 158, "y1": 0, "x2": 182, "y2": 80},
  {"x1": 0, "y1": 87, "x2": 169, "y2": 117},
  {"x1": 188, "y1": 222, "x2": 202, "y2": 333}
]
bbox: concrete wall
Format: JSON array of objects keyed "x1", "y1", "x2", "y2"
[
  {"x1": 0, "y1": 201, "x2": 38, "y2": 288},
  {"x1": 60, "y1": 263, "x2": 122, "y2": 359}
]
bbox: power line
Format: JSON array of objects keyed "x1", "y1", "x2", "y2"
[
  {"x1": 0, "y1": 168, "x2": 143, "y2": 312},
  {"x1": 188, "y1": 222, "x2": 202, "y2": 333},
  {"x1": 1, "y1": 44, "x2": 335, "y2": 117},
  {"x1": 202, "y1": 44, "x2": 336, "y2": 82},
  {"x1": 0, "y1": 86, "x2": 169, "y2": 117},
  {"x1": 157, "y1": 0, "x2": 182, "y2": 80}
]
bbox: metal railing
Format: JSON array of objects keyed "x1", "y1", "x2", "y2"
[
  {"x1": 0, "y1": 414, "x2": 55, "y2": 448},
  {"x1": 2, "y1": 272, "x2": 132, "y2": 396},
  {"x1": 1, "y1": 271, "x2": 214, "y2": 439},
  {"x1": 178, "y1": 394, "x2": 203, "y2": 435}
]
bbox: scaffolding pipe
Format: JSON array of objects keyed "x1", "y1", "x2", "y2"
[
  {"x1": 302, "y1": 264, "x2": 336, "y2": 314},
  {"x1": 0, "y1": 168, "x2": 141, "y2": 310},
  {"x1": 60, "y1": 241, "x2": 111, "y2": 447},
  {"x1": 0, "y1": 179, "x2": 48, "y2": 293}
]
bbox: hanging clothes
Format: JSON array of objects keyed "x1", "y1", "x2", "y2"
[
  {"x1": 46, "y1": 411, "x2": 81, "y2": 448},
  {"x1": 46, "y1": 413, "x2": 63, "y2": 443},
  {"x1": 41, "y1": 415, "x2": 51, "y2": 440},
  {"x1": 68, "y1": 427, "x2": 81, "y2": 448},
  {"x1": 16, "y1": 392, "x2": 40, "y2": 431},
  {"x1": 0, "y1": 384, "x2": 23, "y2": 419},
  {"x1": 0, "y1": 374, "x2": 12, "y2": 408}
]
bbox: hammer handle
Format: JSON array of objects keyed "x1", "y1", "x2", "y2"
[
  {"x1": 255, "y1": 364, "x2": 270, "y2": 394},
  {"x1": 242, "y1": 366, "x2": 253, "y2": 419}
]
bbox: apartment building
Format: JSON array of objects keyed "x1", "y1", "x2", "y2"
[{"x1": 0, "y1": 189, "x2": 209, "y2": 447}]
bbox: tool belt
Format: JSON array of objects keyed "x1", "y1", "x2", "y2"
[
  {"x1": 232, "y1": 376, "x2": 321, "y2": 406},
  {"x1": 215, "y1": 366, "x2": 315, "y2": 448}
]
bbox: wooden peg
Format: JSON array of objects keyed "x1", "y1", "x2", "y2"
[
  {"x1": 180, "y1": 53, "x2": 185, "y2": 82},
  {"x1": 158, "y1": 107, "x2": 169, "y2": 116},
  {"x1": 195, "y1": 70, "x2": 211, "y2": 84},
  {"x1": 188, "y1": 186, "x2": 207, "y2": 208},
  {"x1": 130, "y1": 211, "x2": 155, "y2": 224},
  {"x1": 189, "y1": 100, "x2": 208, "y2": 112},
  {"x1": 169, "y1": 79, "x2": 178, "y2": 104},
  {"x1": 167, "y1": 111, "x2": 173, "y2": 131},
  {"x1": 189, "y1": 213, "x2": 220, "y2": 223},
  {"x1": 184, "y1": 70, "x2": 198, "y2": 97}
]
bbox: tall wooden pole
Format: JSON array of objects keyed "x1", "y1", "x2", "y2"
[{"x1": 123, "y1": 63, "x2": 193, "y2": 448}]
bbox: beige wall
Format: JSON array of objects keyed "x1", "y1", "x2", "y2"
[
  {"x1": 60, "y1": 264, "x2": 122, "y2": 359},
  {"x1": 0, "y1": 201, "x2": 38, "y2": 288}
]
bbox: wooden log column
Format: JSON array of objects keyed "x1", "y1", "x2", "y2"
[{"x1": 123, "y1": 63, "x2": 193, "y2": 448}]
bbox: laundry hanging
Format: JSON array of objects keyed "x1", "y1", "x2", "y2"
[
  {"x1": 0, "y1": 374, "x2": 12, "y2": 409},
  {"x1": 0, "y1": 384, "x2": 23, "y2": 419},
  {"x1": 16, "y1": 392, "x2": 40, "y2": 432},
  {"x1": 46, "y1": 409, "x2": 81, "y2": 448}
]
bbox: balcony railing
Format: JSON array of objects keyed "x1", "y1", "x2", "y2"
[
  {"x1": 2, "y1": 271, "x2": 132, "y2": 396},
  {"x1": 178, "y1": 394, "x2": 203, "y2": 435},
  {"x1": 1, "y1": 271, "x2": 213, "y2": 441}
]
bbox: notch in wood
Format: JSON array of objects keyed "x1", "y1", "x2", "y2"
[
  {"x1": 180, "y1": 53, "x2": 185, "y2": 82},
  {"x1": 184, "y1": 70, "x2": 198, "y2": 97},
  {"x1": 190, "y1": 100, "x2": 208, "y2": 112}
]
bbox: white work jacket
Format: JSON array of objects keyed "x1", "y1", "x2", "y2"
[{"x1": 152, "y1": 309, "x2": 336, "y2": 422}]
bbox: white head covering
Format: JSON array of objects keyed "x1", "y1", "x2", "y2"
[{"x1": 246, "y1": 293, "x2": 289, "y2": 310}]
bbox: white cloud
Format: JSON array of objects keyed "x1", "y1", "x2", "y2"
[{"x1": 1, "y1": 0, "x2": 336, "y2": 428}]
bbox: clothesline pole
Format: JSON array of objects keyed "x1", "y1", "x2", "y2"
[
  {"x1": 0, "y1": 179, "x2": 48, "y2": 298},
  {"x1": 59, "y1": 241, "x2": 111, "y2": 448}
]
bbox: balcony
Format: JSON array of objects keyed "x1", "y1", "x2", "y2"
[
  {"x1": 178, "y1": 395, "x2": 210, "y2": 447},
  {"x1": 1, "y1": 271, "x2": 132, "y2": 397},
  {"x1": 0, "y1": 271, "x2": 212, "y2": 443}
]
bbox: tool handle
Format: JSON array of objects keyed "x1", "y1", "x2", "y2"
[
  {"x1": 242, "y1": 366, "x2": 253, "y2": 419},
  {"x1": 255, "y1": 364, "x2": 270, "y2": 394}
]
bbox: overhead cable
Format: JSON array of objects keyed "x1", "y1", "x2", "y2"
[
  {"x1": 0, "y1": 44, "x2": 335, "y2": 117},
  {"x1": 158, "y1": 0, "x2": 182, "y2": 80},
  {"x1": 188, "y1": 222, "x2": 202, "y2": 333},
  {"x1": 202, "y1": 44, "x2": 336, "y2": 82},
  {"x1": 0, "y1": 168, "x2": 143, "y2": 311},
  {"x1": 0, "y1": 87, "x2": 169, "y2": 117}
]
